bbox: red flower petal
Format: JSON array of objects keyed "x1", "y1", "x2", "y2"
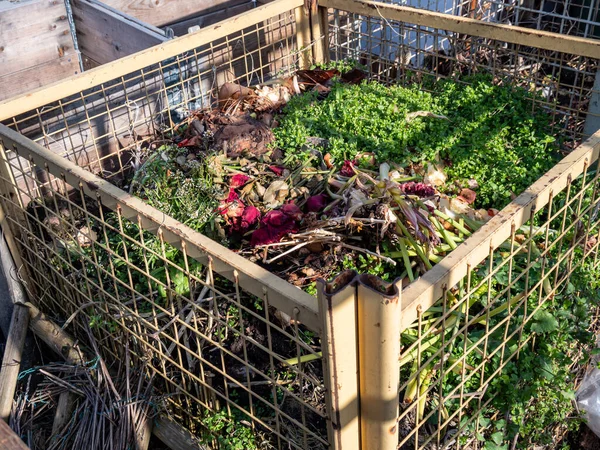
[
  {"x1": 281, "y1": 202, "x2": 303, "y2": 221},
  {"x1": 231, "y1": 205, "x2": 261, "y2": 232},
  {"x1": 268, "y1": 165, "x2": 285, "y2": 176},
  {"x1": 250, "y1": 222, "x2": 298, "y2": 247},
  {"x1": 339, "y1": 160, "x2": 356, "y2": 177},
  {"x1": 241, "y1": 205, "x2": 261, "y2": 227},
  {"x1": 230, "y1": 174, "x2": 250, "y2": 189},
  {"x1": 226, "y1": 189, "x2": 239, "y2": 202},
  {"x1": 306, "y1": 194, "x2": 329, "y2": 212},
  {"x1": 262, "y1": 210, "x2": 288, "y2": 227}
]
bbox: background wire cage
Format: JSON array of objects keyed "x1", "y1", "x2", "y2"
[{"x1": 1, "y1": 0, "x2": 600, "y2": 448}]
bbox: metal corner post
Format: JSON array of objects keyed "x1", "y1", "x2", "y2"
[
  {"x1": 319, "y1": 271, "x2": 361, "y2": 450},
  {"x1": 357, "y1": 274, "x2": 401, "y2": 450},
  {"x1": 294, "y1": 6, "x2": 313, "y2": 68}
]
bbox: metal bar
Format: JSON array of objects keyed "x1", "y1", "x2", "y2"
[
  {"x1": 320, "y1": 0, "x2": 600, "y2": 59},
  {"x1": 0, "y1": 0, "x2": 303, "y2": 121},
  {"x1": 0, "y1": 123, "x2": 321, "y2": 332},
  {"x1": 357, "y1": 274, "x2": 401, "y2": 450},
  {"x1": 295, "y1": 6, "x2": 312, "y2": 68},
  {"x1": 318, "y1": 271, "x2": 360, "y2": 450}
]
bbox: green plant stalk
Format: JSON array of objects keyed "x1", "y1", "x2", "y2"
[
  {"x1": 431, "y1": 216, "x2": 458, "y2": 250},
  {"x1": 418, "y1": 368, "x2": 434, "y2": 420},
  {"x1": 404, "y1": 360, "x2": 423, "y2": 403},
  {"x1": 398, "y1": 237, "x2": 415, "y2": 281},
  {"x1": 284, "y1": 353, "x2": 321, "y2": 366},
  {"x1": 433, "y1": 210, "x2": 473, "y2": 236},
  {"x1": 470, "y1": 292, "x2": 525, "y2": 326},
  {"x1": 395, "y1": 221, "x2": 433, "y2": 269}
]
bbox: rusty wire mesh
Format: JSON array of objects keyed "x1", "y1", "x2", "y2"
[
  {"x1": 4, "y1": 9, "x2": 300, "y2": 181},
  {"x1": 0, "y1": 132, "x2": 328, "y2": 449},
  {"x1": 0, "y1": 5, "x2": 329, "y2": 449},
  {"x1": 325, "y1": 2, "x2": 600, "y2": 448}
]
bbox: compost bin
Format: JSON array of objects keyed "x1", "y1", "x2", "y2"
[{"x1": 1, "y1": 0, "x2": 600, "y2": 448}]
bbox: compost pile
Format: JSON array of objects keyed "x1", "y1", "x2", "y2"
[{"x1": 126, "y1": 67, "x2": 556, "y2": 290}]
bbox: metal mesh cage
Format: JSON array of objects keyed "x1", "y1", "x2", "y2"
[{"x1": 1, "y1": 0, "x2": 600, "y2": 448}]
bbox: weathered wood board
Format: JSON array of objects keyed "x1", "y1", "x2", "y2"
[
  {"x1": 72, "y1": 0, "x2": 168, "y2": 65},
  {"x1": 100, "y1": 0, "x2": 251, "y2": 27},
  {"x1": 0, "y1": 0, "x2": 80, "y2": 101},
  {"x1": 166, "y1": 2, "x2": 254, "y2": 36}
]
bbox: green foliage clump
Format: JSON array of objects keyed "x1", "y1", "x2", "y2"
[
  {"x1": 200, "y1": 409, "x2": 257, "y2": 450},
  {"x1": 273, "y1": 75, "x2": 557, "y2": 208},
  {"x1": 131, "y1": 145, "x2": 220, "y2": 233}
]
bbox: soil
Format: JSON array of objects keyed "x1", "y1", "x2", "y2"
[{"x1": 579, "y1": 426, "x2": 600, "y2": 450}]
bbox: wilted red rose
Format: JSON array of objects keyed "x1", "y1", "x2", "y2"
[
  {"x1": 231, "y1": 205, "x2": 261, "y2": 232},
  {"x1": 250, "y1": 205, "x2": 303, "y2": 246},
  {"x1": 230, "y1": 174, "x2": 250, "y2": 189},
  {"x1": 226, "y1": 189, "x2": 239, "y2": 202},
  {"x1": 340, "y1": 160, "x2": 356, "y2": 177},
  {"x1": 306, "y1": 194, "x2": 329, "y2": 212},
  {"x1": 268, "y1": 165, "x2": 285, "y2": 176},
  {"x1": 281, "y1": 202, "x2": 303, "y2": 221}
]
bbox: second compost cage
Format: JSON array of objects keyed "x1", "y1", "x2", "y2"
[{"x1": 1, "y1": 0, "x2": 600, "y2": 448}]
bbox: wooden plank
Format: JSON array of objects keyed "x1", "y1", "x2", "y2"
[
  {"x1": 0, "y1": 55, "x2": 80, "y2": 102},
  {"x1": 321, "y1": 0, "x2": 600, "y2": 59},
  {"x1": 0, "y1": 305, "x2": 29, "y2": 423},
  {"x1": 101, "y1": 0, "x2": 250, "y2": 27},
  {"x1": 153, "y1": 414, "x2": 205, "y2": 450},
  {"x1": 166, "y1": 2, "x2": 254, "y2": 37},
  {"x1": 0, "y1": 0, "x2": 76, "y2": 76},
  {"x1": 0, "y1": 0, "x2": 302, "y2": 120},
  {"x1": 0, "y1": 419, "x2": 28, "y2": 450},
  {"x1": 73, "y1": 0, "x2": 168, "y2": 65}
]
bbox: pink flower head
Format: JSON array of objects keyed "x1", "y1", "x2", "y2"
[
  {"x1": 340, "y1": 160, "x2": 356, "y2": 177},
  {"x1": 230, "y1": 174, "x2": 250, "y2": 189},
  {"x1": 306, "y1": 194, "x2": 329, "y2": 212}
]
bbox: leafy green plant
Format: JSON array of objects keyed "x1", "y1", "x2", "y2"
[
  {"x1": 200, "y1": 409, "x2": 257, "y2": 450},
  {"x1": 274, "y1": 75, "x2": 557, "y2": 208}
]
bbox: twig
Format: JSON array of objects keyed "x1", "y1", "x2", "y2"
[{"x1": 340, "y1": 243, "x2": 397, "y2": 266}]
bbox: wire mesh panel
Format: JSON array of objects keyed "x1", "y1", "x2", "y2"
[
  {"x1": 326, "y1": 1, "x2": 599, "y2": 146},
  {"x1": 0, "y1": 126, "x2": 328, "y2": 449},
  {"x1": 3, "y1": 6, "x2": 301, "y2": 184},
  {"x1": 396, "y1": 134, "x2": 600, "y2": 449},
  {"x1": 324, "y1": 1, "x2": 600, "y2": 447}
]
